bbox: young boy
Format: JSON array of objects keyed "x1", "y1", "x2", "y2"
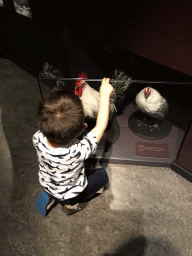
[{"x1": 33, "y1": 78, "x2": 113, "y2": 216}]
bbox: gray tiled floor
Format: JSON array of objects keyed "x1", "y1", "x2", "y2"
[{"x1": 1, "y1": 58, "x2": 192, "y2": 256}]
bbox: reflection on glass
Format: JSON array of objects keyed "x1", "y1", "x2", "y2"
[
  {"x1": 13, "y1": 0, "x2": 32, "y2": 18},
  {"x1": 0, "y1": 0, "x2": 4, "y2": 6}
]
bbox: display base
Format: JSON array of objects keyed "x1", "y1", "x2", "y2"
[
  {"x1": 88, "y1": 103, "x2": 185, "y2": 167},
  {"x1": 128, "y1": 110, "x2": 172, "y2": 140}
]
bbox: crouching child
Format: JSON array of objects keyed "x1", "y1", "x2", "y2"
[{"x1": 33, "y1": 78, "x2": 113, "y2": 216}]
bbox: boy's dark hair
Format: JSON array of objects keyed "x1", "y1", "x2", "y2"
[{"x1": 38, "y1": 90, "x2": 85, "y2": 146}]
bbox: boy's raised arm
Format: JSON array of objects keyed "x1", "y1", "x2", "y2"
[{"x1": 91, "y1": 78, "x2": 113, "y2": 143}]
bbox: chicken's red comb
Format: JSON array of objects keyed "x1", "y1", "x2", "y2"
[
  {"x1": 79, "y1": 72, "x2": 87, "y2": 79},
  {"x1": 76, "y1": 72, "x2": 87, "y2": 86},
  {"x1": 146, "y1": 84, "x2": 151, "y2": 93}
]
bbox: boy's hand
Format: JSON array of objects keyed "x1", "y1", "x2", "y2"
[{"x1": 100, "y1": 78, "x2": 113, "y2": 97}]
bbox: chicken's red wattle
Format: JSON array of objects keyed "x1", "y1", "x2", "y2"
[{"x1": 75, "y1": 72, "x2": 87, "y2": 96}]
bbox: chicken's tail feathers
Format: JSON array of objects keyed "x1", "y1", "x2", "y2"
[{"x1": 110, "y1": 69, "x2": 132, "y2": 113}]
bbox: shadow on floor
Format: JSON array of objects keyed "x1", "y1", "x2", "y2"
[{"x1": 104, "y1": 235, "x2": 180, "y2": 256}]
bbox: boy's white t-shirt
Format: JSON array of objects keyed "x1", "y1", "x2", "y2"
[{"x1": 32, "y1": 131, "x2": 97, "y2": 200}]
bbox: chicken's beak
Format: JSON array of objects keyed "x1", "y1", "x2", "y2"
[
  {"x1": 145, "y1": 91, "x2": 149, "y2": 99},
  {"x1": 145, "y1": 85, "x2": 151, "y2": 99}
]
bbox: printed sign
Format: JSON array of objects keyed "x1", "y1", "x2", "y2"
[{"x1": 136, "y1": 142, "x2": 170, "y2": 158}]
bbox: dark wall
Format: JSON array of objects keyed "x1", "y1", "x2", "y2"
[
  {"x1": 0, "y1": 1, "x2": 192, "y2": 77},
  {"x1": 0, "y1": 3, "x2": 128, "y2": 76},
  {"x1": 0, "y1": 2, "x2": 108, "y2": 76},
  {"x1": 87, "y1": 1, "x2": 192, "y2": 77},
  {"x1": 0, "y1": 0, "x2": 69, "y2": 76},
  {"x1": 0, "y1": 10, "x2": 62, "y2": 76}
]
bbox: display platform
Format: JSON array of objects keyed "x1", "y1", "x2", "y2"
[
  {"x1": 128, "y1": 109, "x2": 172, "y2": 140},
  {"x1": 90, "y1": 103, "x2": 185, "y2": 167}
]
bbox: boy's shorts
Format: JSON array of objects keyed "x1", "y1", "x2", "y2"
[{"x1": 44, "y1": 168, "x2": 109, "y2": 206}]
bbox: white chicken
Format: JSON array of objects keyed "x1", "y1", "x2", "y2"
[
  {"x1": 75, "y1": 70, "x2": 131, "y2": 119},
  {"x1": 135, "y1": 85, "x2": 169, "y2": 131}
]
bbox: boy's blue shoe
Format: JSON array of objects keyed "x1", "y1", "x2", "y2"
[{"x1": 36, "y1": 192, "x2": 55, "y2": 217}]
